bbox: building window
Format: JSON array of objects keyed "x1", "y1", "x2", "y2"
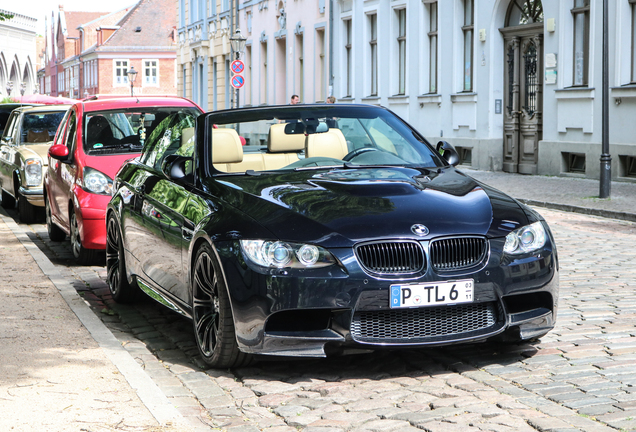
[
  {"x1": 344, "y1": 19, "x2": 352, "y2": 97},
  {"x1": 114, "y1": 59, "x2": 129, "y2": 85},
  {"x1": 396, "y1": 9, "x2": 406, "y2": 95},
  {"x1": 427, "y1": 1, "x2": 438, "y2": 94},
  {"x1": 316, "y1": 28, "x2": 326, "y2": 102},
  {"x1": 296, "y1": 33, "x2": 304, "y2": 101},
  {"x1": 369, "y1": 13, "x2": 378, "y2": 96},
  {"x1": 631, "y1": 0, "x2": 636, "y2": 82},
  {"x1": 571, "y1": 0, "x2": 590, "y2": 86},
  {"x1": 462, "y1": 0, "x2": 474, "y2": 92},
  {"x1": 143, "y1": 60, "x2": 158, "y2": 85},
  {"x1": 261, "y1": 42, "x2": 268, "y2": 104},
  {"x1": 182, "y1": 66, "x2": 187, "y2": 97},
  {"x1": 246, "y1": 45, "x2": 252, "y2": 105}
]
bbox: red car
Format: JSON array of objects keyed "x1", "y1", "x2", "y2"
[{"x1": 45, "y1": 96, "x2": 202, "y2": 264}]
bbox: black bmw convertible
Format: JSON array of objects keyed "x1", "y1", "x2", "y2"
[{"x1": 106, "y1": 104, "x2": 558, "y2": 368}]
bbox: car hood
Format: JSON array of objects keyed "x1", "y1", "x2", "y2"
[
  {"x1": 210, "y1": 167, "x2": 529, "y2": 247},
  {"x1": 19, "y1": 143, "x2": 52, "y2": 166},
  {"x1": 83, "y1": 153, "x2": 141, "y2": 179}
]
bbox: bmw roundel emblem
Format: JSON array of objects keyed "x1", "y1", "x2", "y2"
[{"x1": 411, "y1": 224, "x2": 430, "y2": 236}]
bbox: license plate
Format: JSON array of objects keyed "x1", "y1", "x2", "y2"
[{"x1": 390, "y1": 279, "x2": 474, "y2": 309}]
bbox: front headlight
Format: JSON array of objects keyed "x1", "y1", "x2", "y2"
[
  {"x1": 24, "y1": 159, "x2": 42, "y2": 186},
  {"x1": 83, "y1": 166, "x2": 113, "y2": 195},
  {"x1": 240, "y1": 240, "x2": 336, "y2": 268},
  {"x1": 504, "y1": 221, "x2": 547, "y2": 255}
]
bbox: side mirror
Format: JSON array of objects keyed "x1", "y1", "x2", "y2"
[
  {"x1": 436, "y1": 141, "x2": 460, "y2": 167},
  {"x1": 161, "y1": 154, "x2": 192, "y2": 182},
  {"x1": 49, "y1": 144, "x2": 70, "y2": 162}
]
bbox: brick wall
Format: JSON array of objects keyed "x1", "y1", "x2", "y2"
[{"x1": 97, "y1": 57, "x2": 177, "y2": 96}]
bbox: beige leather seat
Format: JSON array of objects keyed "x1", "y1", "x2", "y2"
[
  {"x1": 212, "y1": 128, "x2": 243, "y2": 171},
  {"x1": 27, "y1": 129, "x2": 50, "y2": 143},
  {"x1": 305, "y1": 128, "x2": 348, "y2": 159},
  {"x1": 268, "y1": 123, "x2": 306, "y2": 153}
]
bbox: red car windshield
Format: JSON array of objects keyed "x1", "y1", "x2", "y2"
[{"x1": 84, "y1": 107, "x2": 201, "y2": 155}]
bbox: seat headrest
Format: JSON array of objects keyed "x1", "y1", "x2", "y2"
[
  {"x1": 212, "y1": 128, "x2": 243, "y2": 164},
  {"x1": 306, "y1": 129, "x2": 348, "y2": 159},
  {"x1": 268, "y1": 123, "x2": 306, "y2": 153},
  {"x1": 27, "y1": 129, "x2": 50, "y2": 143},
  {"x1": 181, "y1": 127, "x2": 195, "y2": 147}
]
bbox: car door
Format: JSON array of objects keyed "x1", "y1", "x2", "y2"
[
  {"x1": 129, "y1": 112, "x2": 196, "y2": 300},
  {"x1": 0, "y1": 111, "x2": 20, "y2": 195},
  {"x1": 48, "y1": 110, "x2": 77, "y2": 229}
]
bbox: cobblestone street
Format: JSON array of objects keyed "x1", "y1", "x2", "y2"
[{"x1": 5, "y1": 207, "x2": 636, "y2": 432}]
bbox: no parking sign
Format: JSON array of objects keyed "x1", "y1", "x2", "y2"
[
  {"x1": 231, "y1": 60, "x2": 245, "y2": 75},
  {"x1": 231, "y1": 75, "x2": 245, "y2": 89}
]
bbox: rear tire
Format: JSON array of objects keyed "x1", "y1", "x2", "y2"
[
  {"x1": 1, "y1": 188, "x2": 15, "y2": 209},
  {"x1": 17, "y1": 191, "x2": 38, "y2": 224},
  {"x1": 192, "y1": 243, "x2": 253, "y2": 368},
  {"x1": 106, "y1": 213, "x2": 141, "y2": 303},
  {"x1": 45, "y1": 197, "x2": 65, "y2": 241},
  {"x1": 70, "y1": 208, "x2": 100, "y2": 265}
]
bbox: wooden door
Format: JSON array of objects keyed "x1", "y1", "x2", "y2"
[{"x1": 501, "y1": 24, "x2": 543, "y2": 174}]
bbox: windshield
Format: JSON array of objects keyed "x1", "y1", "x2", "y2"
[
  {"x1": 206, "y1": 105, "x2": 445, "y2": 174},
  {"x1": 21, "y1": 111, "x2": 66, "y2": 144},
  {"x1": 84, "y1": 107, "x2": 201, "y2": 155}
]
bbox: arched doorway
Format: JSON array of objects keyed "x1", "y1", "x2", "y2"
[{"x1": 499, "y1": 0, "x2": 543, "y2": 174}]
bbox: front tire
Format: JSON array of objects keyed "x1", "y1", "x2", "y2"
[
  {"x1": 106, "y1": 213, "x2": 141, "y2": 302},
  {"x1": 45, "y1": 197, "x2": 65, "y2": 241},
  {"x1": 192, "y1": 243, "x2": 252, "y2": 368},
  {"x1": 17, "y1": 191, "x2": 38, "y2": 224},
  {"x1": 70, "y1": 208, "x2": 100, "y2": 265},
  {"x1": 1, "y1": 188, "x2": 15, "y2": 209}
]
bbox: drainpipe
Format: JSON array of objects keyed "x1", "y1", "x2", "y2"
[{"x1": 328, "y1": 0, "x2": 333, "y2": 97}]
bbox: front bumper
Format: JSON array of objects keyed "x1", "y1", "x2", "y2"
[
  {"x1": 74, "y1": 188, "x2": 111, "y2": 250},
  {"x1": 18, "y1": 186, "x2": 44, "y2": 207},
  {"x1": 217, "y1": 236, "x2": 559, "y2": 357}
]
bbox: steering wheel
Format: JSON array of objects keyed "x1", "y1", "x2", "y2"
[{"x1": 342, "y1": 147, "x2": 380, "y2": 162}]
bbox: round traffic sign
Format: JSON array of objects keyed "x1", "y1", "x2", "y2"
[
  {"x1": 231, "y1": 60, "x2": 245, "y2": 74},
  {"x1": 231, "y1": 74, "x2": 245, "y2": 89}
]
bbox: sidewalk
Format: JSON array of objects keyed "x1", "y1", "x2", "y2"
[
  {"x1": 465, "y1": 169, "x2": 636, "y2": 222},
  {"x1": 0, "y1": 212, "x2": 190, "y2": 431}
]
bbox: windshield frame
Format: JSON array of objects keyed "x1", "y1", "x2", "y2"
[{"x1": 201, "y1": 104, "x2": 446, "y2": 178}]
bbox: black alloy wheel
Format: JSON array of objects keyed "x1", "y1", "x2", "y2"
[
  {"x1": 45, "y1": 197, "x2": 65, "y2": 241},
  {"x1": 70, "y1": 208, "x2": 99, "y2": 265},
  {"x1": 192, "y1": 243, "x2": 252, "y2": 368},
  {"x1": 106, "y1": 214, "x2": 140, "y2": 303}
]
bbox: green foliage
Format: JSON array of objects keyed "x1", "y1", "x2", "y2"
[
  {"x1": 0, "y1": 12, "x2": 14, "y2": 22},
  {"x1": 1, "y1": 97, "x2": 19, "y2": 104}
]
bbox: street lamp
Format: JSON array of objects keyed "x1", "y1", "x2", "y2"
[
  {"x1": 229, "y1": 28, "x2": 247, "y2": 109},
  {"x1": 6, "y1": 81, "x2": 13, "y2": 97},
  {"x1": 20, "y1": 82, "x2": 26, "y2": 96},
  {"x1": 127, "y1": 66, "x2": 138, "y2": 97},
  {"x1": 599, "y1": 0, "x2": 611, "y2": 198}
]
